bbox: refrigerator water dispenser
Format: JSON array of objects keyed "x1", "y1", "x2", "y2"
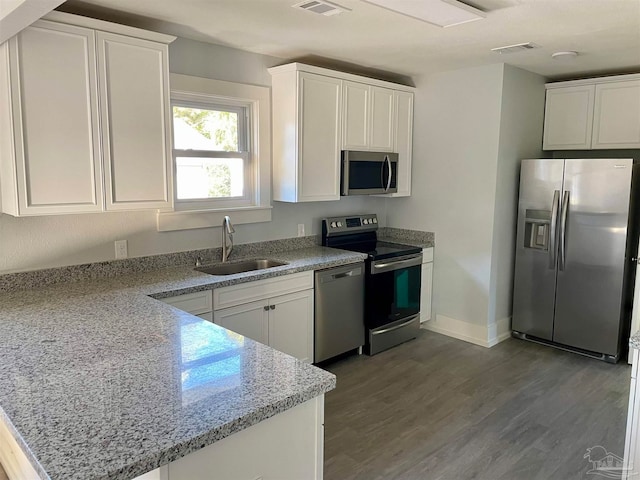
[{"x1": 524, "y1": 209, "x2": 551, "y2": 250}]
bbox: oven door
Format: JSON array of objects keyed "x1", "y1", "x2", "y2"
[{"x1": 366, "y1": 253, "x2": 422, "y2": 329}]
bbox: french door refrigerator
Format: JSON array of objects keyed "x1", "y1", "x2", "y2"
[{"x1": 512, "y1": 158, "x2": 638, "y2": 363}]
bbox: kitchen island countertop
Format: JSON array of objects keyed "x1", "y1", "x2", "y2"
[{"x1": 0, "y1": 246, "x2": 366, "y2": 480}]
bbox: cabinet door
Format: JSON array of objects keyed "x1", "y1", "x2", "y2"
[
  {"x1": 97, "y1": 32, "x2": 173, "y2": 211},
  {"x1": 9, "y1": 21, "x2": 103, "y2": 215},
  {"x1": 543, "y1": 85, "x2": 595, "y2": 150},
  {"x1": 369, "y1": 86, "x2": 394, "y2": 151},
  {"x1": 214, "y1": 300, "x2": 269, "y2": 345},
  {"x1": 342, "y1": 81, "x2": 369, "y2": 150},
  {"x1": 593, "y1": 80, "x2": 640, "y2": 149},
  {"x1": 298, "y1": 72, "x2": 342, "y2": 202},
  {"x1": 392, "y1": 91, "x2": 413, "y2": 197},
  {"x1": 420, "y1": 262, "x2": 433, "y2": 323},
  {"x1": 268, "y1": 290, "x2": 314, "y2": 363}
]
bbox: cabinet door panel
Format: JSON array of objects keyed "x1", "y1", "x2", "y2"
[
  {"x1": 392, "y1": 91, "x2": 412, "y2": 197},
  {"x1": 98, "y1": 32, "x2": 172, "y2": 210},
  {"x1": 269, "y1": 290, "x2": 314, "y2": 363},
  {"x1": 543, "y1": 85, "x2": 595, "y2": 150},
  {"x1": 342, "y1": 81, "x2": 368, "y2": 150},
  {"x1": 593, "y1": 80, "x2": 640, "y2": 149},
  {"x1": 420, "y1": 262, "x2": 433, "y2": 323},
  {"x1": 13, "y1": 22, "x2": 102, "y2": 214},
  {"x1": 298, "y1": 72, "x2": 341, "y2": 201},
  {"x1": 369, "y1": 86, "x2": 394, "y2": 151},
  {"x1": 214, "y1": 300, "x2": 269, "y2": 345}
]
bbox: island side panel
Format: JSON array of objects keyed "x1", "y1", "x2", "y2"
[{"x1": 165, "y1": 395, "x2": 324, "y2": 480}]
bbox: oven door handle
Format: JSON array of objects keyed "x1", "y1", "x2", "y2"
[{"x1": 371, "y1": 254, "x2": 423, "y2": 274}]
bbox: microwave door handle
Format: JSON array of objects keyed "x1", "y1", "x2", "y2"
[{"x1": 385, "y1": 155, "x2": 392, "y2": 192}]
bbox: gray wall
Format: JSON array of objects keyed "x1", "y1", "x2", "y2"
[
  {"x1": 488, "y1": 64, "x2": 546, "y2": 326},
  {"x1": 385, "y1": 63, "x2": 545, "y2": 343}
]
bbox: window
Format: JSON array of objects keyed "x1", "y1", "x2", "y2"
[
  {"x1": 157, "y1": 74, "x2": 272, "y2": 232},
  {"x1": 172, "y1": 99, "x2": 252, "y2": 208}
]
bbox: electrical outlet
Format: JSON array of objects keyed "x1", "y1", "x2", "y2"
[
  {"x1": 114, "y1": 240, "x2": 128, "y2": 259},
  {"x1": 297, "y1": 223, "x2": 305, "y2": 237}
]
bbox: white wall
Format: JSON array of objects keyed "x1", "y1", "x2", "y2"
[
  {"x1": 488, "y1": 65, "x2": 546, "y2": 327},
  {"x1": 0, "y1": 37, "x2": 385, "y2": 274},
  {"x1": 386, "y1": 63, "x2": 545, "y2": 346},
  {"x1": 387, "y1": 64, "x2": 505, "y2": 328}
]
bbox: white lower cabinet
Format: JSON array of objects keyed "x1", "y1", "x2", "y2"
[
  {"x1": 214, "y1": 299, "x2": 269, "y2": 345},
  {"x1": 159, "y1": 290, "x2": 213, "y2": 320},
  {"x1": 134, "y1": 395, "x2": 324, "y2": 480},
  {"x1": 214, "y1": 271, "x2": 315, "y2": 363},
  {"x1": 420, "y1": 248, "x2": 434, "y2": 323},
  {"x1": 624, "y1": 348, "x2": 640, "y2": 479}
]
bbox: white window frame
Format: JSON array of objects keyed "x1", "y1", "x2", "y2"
[
  {"x1": 157, "y1": 74, "x2": 272, "y2": 232},
  {"x1": 172, "y1": 95, "x2": 253, "y2": 209}
]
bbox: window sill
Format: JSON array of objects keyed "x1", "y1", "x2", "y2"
[{"x1": 156, "y1": 206, "x2": 272, "y2": 232}]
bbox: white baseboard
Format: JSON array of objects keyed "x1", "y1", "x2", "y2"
[{"x1": 424, "y1": 314, "x2": 511, "y2": 348}]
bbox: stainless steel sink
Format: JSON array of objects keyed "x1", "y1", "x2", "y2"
[{"x1": 195, "y1": 259, "x2": 288, "y2": 276}]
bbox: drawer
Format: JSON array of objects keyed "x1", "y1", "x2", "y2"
[
  {"x1": 422, "y1": 247, "x2": 434, "y2": 263},
  {"x1": 214, "y1": 270, "x2": 313, "y2": 311},
  {"x1": 161, "y1": 290, "x2": 213, "y2": 315}
]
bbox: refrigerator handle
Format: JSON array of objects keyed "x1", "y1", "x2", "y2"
[
  {"x1": 559, "y1": 190, "x2": 570, "y2": 271},
  {"x1": 549, "y1": 190, "x2": 560, "y2": 269}
]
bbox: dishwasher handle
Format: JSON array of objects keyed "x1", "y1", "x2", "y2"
[{"x1": 317, "y1": 264, "x2": 363, "y2": 284}]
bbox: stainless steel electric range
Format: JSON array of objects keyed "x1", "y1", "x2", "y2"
[{"x1": 322, "y1": 214, "x2": 422, "y2": 355}]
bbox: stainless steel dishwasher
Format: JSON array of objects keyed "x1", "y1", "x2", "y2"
[{"x1": 314, "y1": 262, "x2": 365, "y2": 363}]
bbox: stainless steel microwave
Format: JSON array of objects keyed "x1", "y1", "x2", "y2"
[{"x1": 341, "y1": 150, "x2": 398, "y2": 196}]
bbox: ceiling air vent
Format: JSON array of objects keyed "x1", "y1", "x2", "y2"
[
  {"x1": 491, "y1": 42, "x2": 540, "y2": 55},
  {"x1": 292, "y1": 0, "x2": 350, "y2": 16}
]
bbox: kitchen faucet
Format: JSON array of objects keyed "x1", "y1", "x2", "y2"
[{"x1": 222, "y1": 216, "x2": 235, "y2": 262}]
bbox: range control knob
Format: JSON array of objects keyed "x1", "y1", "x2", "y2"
[
  {"x1": 363, "y1": 219, "x2": 369, "y2": 225},
  {"x1": 337, "y1": 221, "x2": 343, "y2": 227},
  {"x1": 330, "y1": 222, "x2": 337, "y2": 228},
  {"x1": 373, "y1": 218, "x2": 377, "y2": 224}
]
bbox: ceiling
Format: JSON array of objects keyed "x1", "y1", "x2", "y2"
[{"x1": 60, "y1": 0, "x2": 640, "y2": 82}]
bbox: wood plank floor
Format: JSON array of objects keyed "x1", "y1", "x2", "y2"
[{"x1": 323, "y1": 330, "x2": 631, "y2": 480}]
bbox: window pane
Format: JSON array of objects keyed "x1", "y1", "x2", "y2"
[
  {"x1": 176, "y1": 157, "x2": 244, "y2": 199},
  {"x1": 173, "y1": 106, "x2": 239, "y2": 152}
]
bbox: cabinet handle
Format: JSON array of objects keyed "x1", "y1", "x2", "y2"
[
  {"x1": 270, "y1": 305, "x2": 276, "y2": 310},
  {"x1": 263, "y1": 306, "x2": 269, "y2": 311}
]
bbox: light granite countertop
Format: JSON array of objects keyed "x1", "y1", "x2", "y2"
[
  {"x1": 630, "y1": 331, "x2": 640, "y2": 350},
  {"x1": 0, "y1": 246, "x2": 366, "y2": 480}
]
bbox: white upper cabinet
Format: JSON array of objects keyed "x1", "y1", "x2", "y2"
[
  {"x1": 342, "y1": 81, "x2": 369, "y2": 150},
  {"x1": 0, "y1": 21, "x2": 103, "y2": 215},
  {"x1": 97, "y1": 33, "x2": 172, "y2": 210},
  {"x1": 269, "y1": 63, "x2": 414, "y2": 203},
  {"x1": 0, "y1": 12, "x2": 174, "y2": 216},
  {"x1": 543, "y1": 74, "x2": 640, "y2": 151},
  {"x1": 390, "y1": 90, "x2": 413, "y2": 197},
  {"x1": 369, "y1": 86, "x2": 395, "y2": 151},
  {"x1": 342, "y1": 82, "x2": 394, "y2": 152},
  {"x1": 543, "y1": 84, "x2": 595, "y2": 150},
  {"x1": 592, "y1": 79, "x2": 640, "y2": 149},
  {"x1": 271, "y1": 68, "x2": 342, "y2": 202}
]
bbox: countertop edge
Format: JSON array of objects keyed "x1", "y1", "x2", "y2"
[
  {"x1": 0, "y1": 407, "x2": 50, "y2": 480},
  {"x1": 113, "y1": 377, "x2": 337, "y2": 480}
]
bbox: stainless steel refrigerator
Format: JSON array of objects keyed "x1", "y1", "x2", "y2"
[{"x1": 512, "y1": 158, "x2": 638, "y2": 362}]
